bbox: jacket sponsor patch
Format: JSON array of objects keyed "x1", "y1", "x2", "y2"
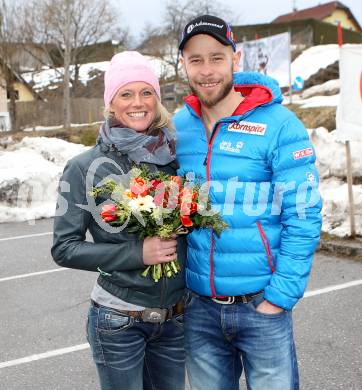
[
  {"x1": 293, "y1": 148, "x2": 313, "y2": 160},
  {"x1": 228, "y1": 120, "x2": 267, "y2": 135},
  {"x1": 220, "y1": 140, "x2": 244, "y2": 153}
]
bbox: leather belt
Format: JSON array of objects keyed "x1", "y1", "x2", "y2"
[
  {"x1": 91, "y1": 299, "x2": 184, "y2": 324},
  {"x1": 209, "y1": 291, "x2": 263, "y2": 305}
]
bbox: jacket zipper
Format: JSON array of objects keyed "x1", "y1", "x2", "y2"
[
  {"x1": 202, "y1": 119, "x2": 222, "y2": 297},
  {"x1": 256, "y1": 221, "x2": 275, "y2": 273}
]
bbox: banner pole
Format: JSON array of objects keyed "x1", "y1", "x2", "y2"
[
  {"x1": 345, "y1": 142, "x2": 356, "y2": 237},
  {"x1": 288, "y1": 28, "x2": 292, "y2": 104},
  {"x1": 338, "y1": 22, "x2": 356, "y2": 237}
]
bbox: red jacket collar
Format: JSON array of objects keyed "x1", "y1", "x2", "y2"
[{"x1": 183, "y1": 84, "x2": 273, "y2": 118}]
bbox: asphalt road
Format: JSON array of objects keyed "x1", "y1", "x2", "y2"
[{"x1": 0, "y1": 219, "x2": 361, "y2": 390}]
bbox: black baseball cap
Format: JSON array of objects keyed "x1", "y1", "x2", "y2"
[{"x1": 179, "y1": 15, "x2": 236, "y2": 52}]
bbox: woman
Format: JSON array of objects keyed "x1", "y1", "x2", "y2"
[{"x1": 51, "y1": 51, "x2": 186, "y2": 390}]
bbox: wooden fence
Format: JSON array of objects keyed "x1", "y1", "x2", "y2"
[{"x1": 16, "y1": 98, "x2": 104, "y2": 129}]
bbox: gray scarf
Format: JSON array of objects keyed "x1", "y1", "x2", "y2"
[{"x1": 98, "y1": 118, "x2": 176, "y2": 165}]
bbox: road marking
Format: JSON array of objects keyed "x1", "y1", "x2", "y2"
[
  {"x1": 0, "y1": 278, "x2": 361, "y2": 369},
  {"x1": 0, "y1": 232, "x2": 53, "y2": 242},
  {"x1": 0, "y1": 268, "x2": 68, "y2": 283},
  {"x1": 0, "y1": 344, "x2": 90, "y2": 369},
  {"x1": 304, "y1": 279, "x2": 362, "y2": 297}
]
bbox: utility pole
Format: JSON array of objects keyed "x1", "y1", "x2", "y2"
[{"x1": 63, "y1": 0, "x2": 71, "y2": 130}]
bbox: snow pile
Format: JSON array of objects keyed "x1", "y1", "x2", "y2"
[
  {"x1": 22, "y1": 62, "x2": 109, "y2": 92},
  {"x1": 291, "y1": 44, "x2": 339, "y2": 82},
  {"x1": 22, "y1": 121, "x2": 102, "y2": 132},
  {"x1": 310, "y1": 127, "x2": 362, "y2": 179},
  {"x1": 283, "y1": 79, "x2": 340, "y2": 108},
  {"x1": 284, "y1": 44, "x2": 359, "y2": 108},
  {"x1": 0, "y1": 137, "x2": 88, "y2": 223},
  {"x1": 292, "y1": 94, "x2": 339, "y2": 108},
  {"x1": 282, "y1": 78, "x2": 340, "y2": 108},
  {"x1": 320, "y1": 178, "x2": 362, "y2": 237},
  {"x1": 301, "y1": 79, "x2": 340, "y2": 99},
  {"x1": 309, "y1": 128, "x2": 362, "y2": 236},
  {"x1": 15, "y1": 137, "x2": 89, "y2": 166}
]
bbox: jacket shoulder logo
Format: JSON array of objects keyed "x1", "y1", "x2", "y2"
[
  {"x1": 228, "y1": 120, "x2": 267, "y2": 135},
  {"x1": 293, "y1": 148, "x2": 313, "y2": 160}
]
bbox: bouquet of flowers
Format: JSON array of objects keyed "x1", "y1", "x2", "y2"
[{"x1": 91, "y1": 166, "x2": 227, "y2": 282}]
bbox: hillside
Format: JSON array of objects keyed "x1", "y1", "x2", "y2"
[{"x1": 18, "y1": 44, "x2": 344, "y2": 130}]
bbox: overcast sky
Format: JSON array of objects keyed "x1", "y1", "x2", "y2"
[{"x1": 115, "y1": 0, "x2": 362, "y2": 44}]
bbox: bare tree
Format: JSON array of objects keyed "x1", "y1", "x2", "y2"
[
  {"x1": 140, "y1": 0, "x2": 237, "y2": 80},
  {"x1": 0, "y1": 0, "x2": 25, "y2": 131},
  {"x1": 63, "y1": 0, "x2": 72, "y2": 128},
  {"x1": 20, "y1": 0, "x2": 128, "y2": 129}
]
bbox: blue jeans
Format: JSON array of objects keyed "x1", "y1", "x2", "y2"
[
  {"x1": 86, "y1": 302, "x2": 185, "y2": 390},
  {"x1": 184, "y1": 292, "x2": 299, "y2": 390}
]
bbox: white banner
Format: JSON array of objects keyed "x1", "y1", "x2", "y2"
[
  {"x1": 336, "y1": 45, "x2": 362, "y2": 142},
  {"x1": 236, "y1": 32, "x2": 290, "y2": 87}
]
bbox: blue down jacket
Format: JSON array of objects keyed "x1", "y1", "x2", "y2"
[{"x1": 174, "y1": 72, "x2": 322, "y2": 310}]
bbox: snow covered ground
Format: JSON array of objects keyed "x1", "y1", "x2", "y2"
[
  {"x1": 0, "y1": 130, "x2": 361, "y2": 237},
  {"x1": 288, "y1": 94, "x2": 339, "y2": 108},
  {"x1": 301, "y1": 79, "x2": 340, "y2": 99},
  {"x1": 0, "y1": 137, "x2": 88, "y2": 223},
  {"x1": 22, "y1": 121, "x2": 103, "y2": 133},
  {"x1": 310, "y1": 128, "x2": 362, "y2": 237},
  {"x1": 22, "y1": 56, "x2": 175, "y2": 93},
  {"x1": 282, "y1": 78, "x2": 340, "y2": 108},
  {"x1": 291, "y1": 44, "x2": 340, "y2": 82}
]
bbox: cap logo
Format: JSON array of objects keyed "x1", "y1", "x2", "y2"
[
  {"x1": 187, "y1": 20, "x2": 224, "y2": 33},
  {"x1": 187, "y1": 24, "x2": 195, "y2": 34}
]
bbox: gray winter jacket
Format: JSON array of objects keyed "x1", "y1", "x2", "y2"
[{"x1": 51, "y1": 140, "x2": 186, "y2": 308}]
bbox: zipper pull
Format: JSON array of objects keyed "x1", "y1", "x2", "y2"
[
  {"x1": 97, "y1": 267, "x2": 111, "y2": 277},
  {"x1": 203, "y1": 155, "x2": 207, "y2": 166}
]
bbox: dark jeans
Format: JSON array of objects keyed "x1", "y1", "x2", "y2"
[
  {"x1": 87, "y1": 302, "x2": 185, "y2": 390},
  {"x1": 184, "y1": 292, "x2": 299, "y2": 390}
]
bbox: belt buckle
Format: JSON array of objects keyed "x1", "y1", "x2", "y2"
[
  {"x1": 142, "y1": 308, "x2": 167, "y2": 323},
  {"x1": 212, "y1": 296, "x2": 235, "y2": 305}
]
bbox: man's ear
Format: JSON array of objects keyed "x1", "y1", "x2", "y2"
[
  {"x1": 232, "y1": 50, "x2": 241, "y2": 72},
  {"x1": 178, "y1": 55, "x2": 187, "y2": 79},
  {"x1": 179, "y1": 55, "x2": 185, "y2": 70}
]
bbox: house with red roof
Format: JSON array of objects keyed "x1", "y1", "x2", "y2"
[{"x1": 273, "y1": 1, "x2": 361, "y2": 33}]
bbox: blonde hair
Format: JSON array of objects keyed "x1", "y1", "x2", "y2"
[{"x1": 104, "y1": 99, "x2": 174, "y2": 133}]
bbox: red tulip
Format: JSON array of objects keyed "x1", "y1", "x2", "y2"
[
  {"x1": 180, "y1": 215, "x2": 193, "y2": 227},
  {"x1": 101, "y1": 204, "x2": 118, "y2": 222}
]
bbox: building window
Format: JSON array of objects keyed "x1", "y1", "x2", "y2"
[{"x1": 6, "y1": 90, "x2": 19, "y2": 100}]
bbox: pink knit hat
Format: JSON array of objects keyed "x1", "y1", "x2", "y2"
[{"x1": 104, "y1": 51, "x2": 161, "y2": 108}]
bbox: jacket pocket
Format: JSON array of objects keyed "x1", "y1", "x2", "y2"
[{"x1": 256, "y1": 221, "x2": 276, "y2": 273}]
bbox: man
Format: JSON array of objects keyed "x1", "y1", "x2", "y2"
[{"x1": 174, "y1": 15, "x2": 322, "y2": 390}]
